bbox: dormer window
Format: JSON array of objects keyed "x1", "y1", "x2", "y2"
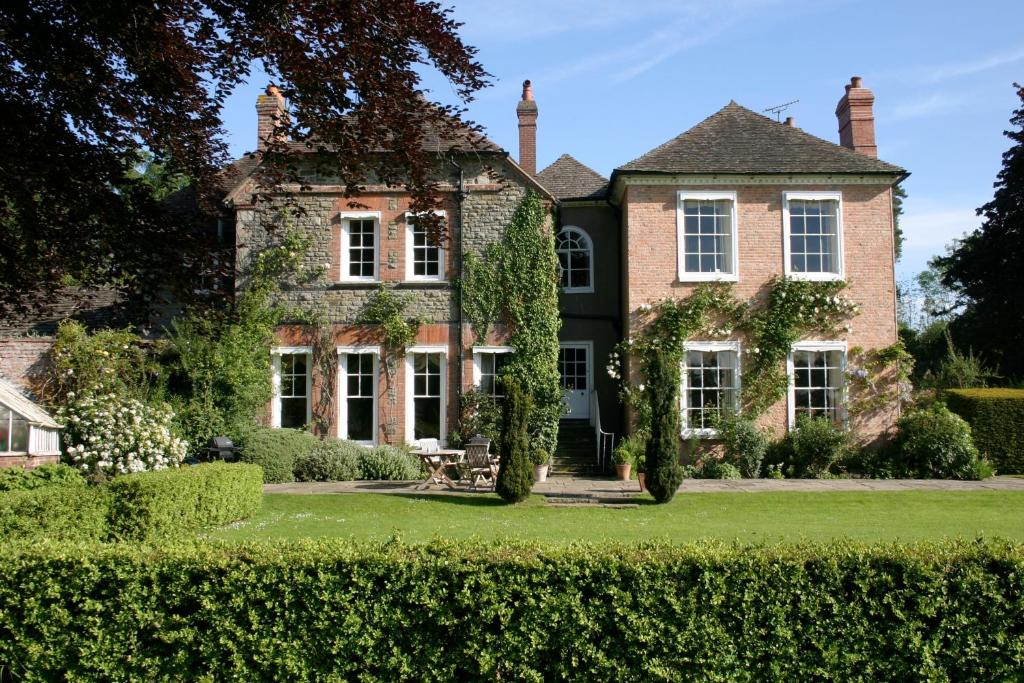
[{"x1": 677, "y1": 191, "x2": 739, "y2": 281}]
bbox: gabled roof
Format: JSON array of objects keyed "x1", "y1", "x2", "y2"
[
  {"x1": 617, "y1": 102, "x2": 905, "y2": 176},
  {"x1": 536, "y1": 154, "x2": 609, "y2": 200},
  {"x1": 0, "y1": 377, "x2": 61, "y2": 429}
]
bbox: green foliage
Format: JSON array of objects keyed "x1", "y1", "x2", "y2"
[
  {"x1": 45, "y1": 320, "x2": 159, "y2": 404},
  {"x1": 715, "y1": 413, "x2": 769, "y2": 478},
  {"x1": 163, "y1": 230, "x2": 314, "y2": 451},
  {"x1": 895, "y1": 404, "x2": 988, "y2": 480},
  {"x1": 946, "y1": 388, "x2": 1024, "y2": 473},
  {"x1": 497, "y1": 192, "x2": 562, "y2": 459},
  {"x1": 892, "y1": 183, "x2": 907, "y2": 261},
  {"x1": 846, "y1": 342, "x2": 914, "y2": 417},
  {"x1": 460, "y1": 192, "x2": 560, "y2": 459},
  {"x1": 0, "y1": 463, "x2": 84, "y2": 492},
  {"x1": 293, "y1": 439, "x2": 363, "y2": 482},
  {"x1": 775, "y1": 416, "x2": 853, "y2": 478},
  {"x1": 460, "y1": 247, "x2": 502, "y2": 344},
  {"x1": 697, "y1": 460, "x2": 742, "y2": 480},
  {"x1": 0, "y1": 485, "x2": 108, "y2": 542},
  {"x1": 742, "y1": 277, "x2": 858, "y2": 415},
  {"x1": 236, "y1": 427, "x2": 319, "y2": 484},
  {"x1": 1, "y1": 540, "x2": 1022, "y2": 680},
  {"x1": 105, "y1": 463, "x2": 263, "y2": 542},
  {"x1": 644, "y1": 353, "x2": 684, "y2": 503},
  {"x1": 496, "y1": 380, "x2": 534, "y2": 503},
  {"x1": 613, "y1": 433, "x2": 647, "y2": 472},
  {"x1": 356, "y1": 446, "x2": 424, "y2": 481},
  {"x1": 928, "y1": 331, "x2": 999, "y2": 390},
  {"x1": 358, "y1": 285, "x2": 423, "y2": 359},
  {"x1": 934, "y1": 84, "x2": 1024, "y2": 381},
  {"x1": 451, "y1": 389, "x2": 501, "y2": 448}
]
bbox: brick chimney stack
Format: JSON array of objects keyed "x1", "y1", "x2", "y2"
[
  {"x1": 516, "y1": 80, "x2": 538, "y2": 175},
  {"x1": 256, "y1": 84, "x2": 287, "y2": 151},
  {"x1": 835, "y1": 76, "x2": 877, "y2": 157}
]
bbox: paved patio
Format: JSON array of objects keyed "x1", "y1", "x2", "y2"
[{"x1": 266, "y1": 475, "x2": 1024, "y2": 497}]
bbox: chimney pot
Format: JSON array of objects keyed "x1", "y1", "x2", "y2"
[
  {"x1": 516, "y1": 79, "x2": 538, "y2": 175},
  {"x1": 835, "y1": 75, "x2": 877, "y2": 157},
  {"x1": 784, "y1": 116, "x2": 795, "y2": 127}
]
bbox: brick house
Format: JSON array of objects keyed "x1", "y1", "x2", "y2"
[
  {"x1": 224, "y1": 75, "x2": 905, "y2": 464},
  {"x1": 0, "y1": 75, "x2": 905, "y2": 468}
]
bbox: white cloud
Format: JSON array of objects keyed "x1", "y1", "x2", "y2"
[
  {"x1": 889, "y1": 92, "x2": 967, "y2": 121},
  {"x1": 923, "y1": 45, "x2": 1024, "y2": 83}
]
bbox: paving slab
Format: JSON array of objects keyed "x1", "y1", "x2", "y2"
[{"x1": 266, "y1": 476, "x2": 1024, "y2": 496}]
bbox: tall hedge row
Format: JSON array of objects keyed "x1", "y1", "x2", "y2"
[
  {"x1": 0, "y1": 540, "x2": 1021, "y2": 680},
  {"x1": 946, "y1": 388, "x2": 1024, "y2": 473}
]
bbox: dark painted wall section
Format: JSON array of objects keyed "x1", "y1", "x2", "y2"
[{"x1": 556, "y1": 202, "x2": 623, "y2": 437}]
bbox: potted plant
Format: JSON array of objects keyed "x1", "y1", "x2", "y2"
[
  {"x1": 612, "y1": 443, "x2": 632, "y2": 481},
  {"x1": 532, "y1": 449, "x2": 550, "y2": 483},
  {"x1": 635, "y1": 450, "x2": 646, "y2": 492}
]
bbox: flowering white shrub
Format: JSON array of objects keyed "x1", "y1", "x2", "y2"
[{"x1": 58, "y1": 392, "x2": 187, "y2": 476}]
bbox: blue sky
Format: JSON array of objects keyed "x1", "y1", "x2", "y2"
[{"x1": 219, "y1": 0, "x2": 1024, "y2": 284}]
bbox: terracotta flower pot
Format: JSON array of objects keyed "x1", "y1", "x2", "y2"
[
  {"x1": 533, "y1": 463, "x2": 549, "y2": 483},
  {"x1": 637, "y1": 472, "x2": 646, "y2": 492},
  {"x1": 615, "y1": 463, "x2": 631, "y2": 481}
]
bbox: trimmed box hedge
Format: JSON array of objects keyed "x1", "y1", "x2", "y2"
[
  {"x1": 106, "y1": 462, "x2": 264, "y2": 542},
  {"x1": 0, "y1": 485, "x2": 108, "y2": 542},
  {"x1": 946, "y1": 388, "x2": 1024, "y2": 473},
  {"x1": 0, "y1": 540, "x2": 1021, "y2": 680}
]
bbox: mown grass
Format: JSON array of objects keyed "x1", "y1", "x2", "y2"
[{"x1": 209, "y1": 490, "x2": 1024, "y2": 544}]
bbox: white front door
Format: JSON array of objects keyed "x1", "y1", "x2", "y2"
[{"x1": 559, "y1": 343, "x2": 591, "y2": 420}]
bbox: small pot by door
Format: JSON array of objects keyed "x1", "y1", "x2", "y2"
[{"x1": 559, "y1": 343, "x2": 591, "y2": 420}]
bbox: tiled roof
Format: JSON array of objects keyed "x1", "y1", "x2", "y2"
[
  {"x1": 536, "y1": 154, "x2": 609, "y2": 200},
  {"x1": 617, "y1": 102, "x2": 905, "y2": 175}
]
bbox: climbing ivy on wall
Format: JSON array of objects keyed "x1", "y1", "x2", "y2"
[
  {"x1": 612, "y1": 277, "x2": 905, "y2": 437},
  {"x1": 459, "y1": 191, "x2": 562, "y2": 461}
]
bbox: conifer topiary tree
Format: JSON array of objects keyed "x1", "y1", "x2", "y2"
[
  {"x1": 496, "y1": 379, "x2": 534, "y2": 503},
  {"x1": 644, "y1": 353, "x2": 684, "y2": 503}
]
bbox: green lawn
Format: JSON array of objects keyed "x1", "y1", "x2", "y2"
[{"x1": 209, "y1": 490, "x2": 1024, "y2": 544}]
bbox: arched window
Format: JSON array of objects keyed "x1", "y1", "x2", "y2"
[{"x1": 555, "y1": 226, "x2": 594, "y2": 293}]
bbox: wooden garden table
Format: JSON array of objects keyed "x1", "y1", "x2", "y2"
[{"x1": 413, "y1": 449, "x2": 465, "y2": 490}]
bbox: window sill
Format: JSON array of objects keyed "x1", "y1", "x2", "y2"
[
  {"x1": 329, "y1": 281, "x2": 381, "y2": 290},
  {"x1": 396, "y1": 280, "x2": 449, "y2": 289},
  {"x1": 561, "y1": 287, "x2": 595, "y2": 294},
  {"x1": 785, "y1": 272, "x2": 845, "y2": 282},
  {"x1": 681, "y1": 428, "x2": 721, "y2": 439},
  {"x1": 677, "y1": 273, "x2": 739, "y2": 283}
]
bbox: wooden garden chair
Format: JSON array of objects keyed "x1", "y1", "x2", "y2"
[{"x1": 460, "y1": 441, "x2": 497, "y2": 490}]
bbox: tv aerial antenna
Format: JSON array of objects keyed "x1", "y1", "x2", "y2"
[{"x1": 763, "y1": 99, "x2": 799, "y2": 121}]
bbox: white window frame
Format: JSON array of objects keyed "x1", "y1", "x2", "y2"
[
  {"x1": 404, "y1": 211, "x2": 447, "y2": 282},
  {"x1": 679, "y1": 341, "x2": 741, "y2": 438},
  {"x1": 337, "y1": 346, "x2": 381, "y2": 445},
  {"x1": 271, "y1": 346, "x2": 313, "y2": 429},
  {"x1": 782, "y1": 191, "x2": 845, "y2": 281},
  {"x1": 676, "y1": 190, "x2": 739, "y2": 282},
  {"x1": 339, "y1": 211, "x2": 381, "y2": 282},
  {"x1": 405, "y1": 345, "x2": 448, "y2": 447},
  {"x1": 472, "y1": 346, "x2": 514, "y2": 398},
  {"x1": 787, "y1": 341, "x2": 848, "y2": 429},
  {"x1": 555, "y1": 225, "x2": 595, "y2": 294}
]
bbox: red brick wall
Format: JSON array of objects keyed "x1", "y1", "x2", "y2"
[
  {"x1": 273, "y1": 322, "x2": 512, "y2": 445},
  {"x1": 623, "y1": 182, "x2": 898, "y2": 441},
  {"x1": 0, "y1": 337, "x2": 53, "y2": 390}
]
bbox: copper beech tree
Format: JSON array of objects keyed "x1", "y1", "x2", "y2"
[{"x1": 0, "y1": 0, "x2": 489, "y2": 317}]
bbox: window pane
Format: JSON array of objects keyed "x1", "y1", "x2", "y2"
[
  {"x1": 281, "y1": 397, "x2": 307, "y2": 429},
  {"x1": 414, "y1": 398, "x2": 441, "y2": 439},
  {"x1": 10, "y1": 417, "x2": 28, "y2": 452},
  {"x1": 347, "y1": 398, "x2": 373, "y2": 441}
]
